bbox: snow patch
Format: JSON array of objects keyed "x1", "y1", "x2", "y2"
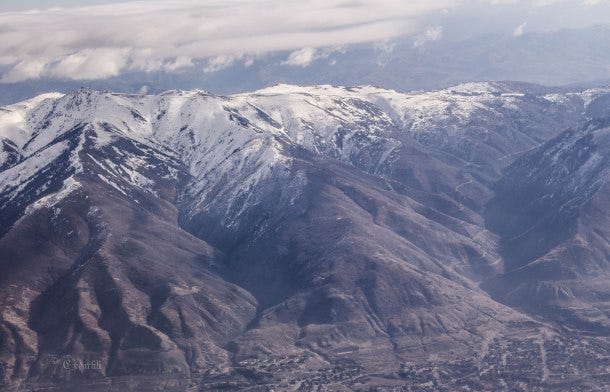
[{"x1": 25, "y1": 176, "x2": 81, "y2": 214}]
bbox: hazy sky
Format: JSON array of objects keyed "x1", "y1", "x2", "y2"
[{"x1": 0, "y1": 0, "x2": 608, "y2": 83}]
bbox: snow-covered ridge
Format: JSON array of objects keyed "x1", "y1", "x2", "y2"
[
  {"x1": 0, "y1": 81, "x2": 599, "y2": 162},
  {"x1": 0, "y1": 82, "x2": 605, "y2": 220}
]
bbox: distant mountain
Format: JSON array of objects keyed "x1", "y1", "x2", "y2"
[{"x1": 1, "y1": 82, "x2": 610, "y2": 390}]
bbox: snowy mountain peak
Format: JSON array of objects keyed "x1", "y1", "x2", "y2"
[{"x1": 0, "y1": 82, "x2": 607, "y2": 232}]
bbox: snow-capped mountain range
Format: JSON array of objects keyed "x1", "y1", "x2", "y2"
[
  {"x1": 2, "y1": 82, "x2": 610, "y2": 391},
  {"x1": 1, "y1": 82, "x2": 606, "y2": 226}
]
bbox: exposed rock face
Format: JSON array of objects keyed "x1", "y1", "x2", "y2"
[{"x1": 0, "y1": 82, "x2": 610, "y2": 390}]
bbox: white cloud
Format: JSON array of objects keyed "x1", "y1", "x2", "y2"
[
  {"x1": 281, "y1": 46, "x2": 346, "y2": 67},
  {"x1": 1, "y1": 59, "x2": 46, "y2": 82},
  {"x1": 0, "y1": 0, "x2": 454, "y2": 82},
  {"x1": 282, "y1": 48, "x2": 320, "y2": 67},
  {"x1": 0, "y1": 0, "x2": 607, "y2": 82},
  {"x1": 201, "y1": 53, "x2": 257, "y2": 73},
  {"x1": 204, "y1": 54, "x2": 239, "y2": 73},
  {"x1": 413, "y1": 26, "x2": 443, "y2": 47},
  {"x1": 513, "y1": 21, "x2": 527, "y2": 37},
  {"x1": 164, "y1": 57, "x2": 194, "y2": 72},
  {"x1": 49, "y1": 48, "x2": 130, "y2": 80}
]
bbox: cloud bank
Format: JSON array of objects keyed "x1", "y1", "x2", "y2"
[
  {"x1": 0, "y1": 0, "x2": 454, "y2": 82},
  {"x1": 0, "y1": 0, "x2": 608, "y2": 83}
]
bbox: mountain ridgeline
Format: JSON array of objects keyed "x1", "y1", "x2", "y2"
[{"x1": 1, "y1": 82, "x2": 610, "y2": 391}]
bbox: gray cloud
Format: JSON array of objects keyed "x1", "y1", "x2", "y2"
[{"x1": 0, "y1": 0, "x2": 608, "y2": 83}]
